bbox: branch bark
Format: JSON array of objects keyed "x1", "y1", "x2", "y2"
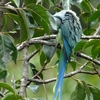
[
  {"x1": 77, "y1": 52, "x2": 100, "y2": 66},
  {"x1": 27, "y1": 47, "x2": 41, "y2": 61},
  {"x1": 17, "y1": 38, "x2": 57, "y2": 51},
  {"x1": 17, "y1": 34, "x2": 100, "y2": 51},
  {"x1": 27, "y1": 61, "x2": 98, "y2": 84},
  {"x1": 17, "y1": 35, "x2": 100, "y2": 67},
  {"x1": 19, "y1": 47, "x2": 28, "y2": 97},
  {"x1": 82, "y1": 35, "x2": 100, "y2": 39}
]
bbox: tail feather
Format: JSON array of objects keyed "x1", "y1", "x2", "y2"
[
  {"x1": 54, "y1": 38, "x2": 71, "y2": 100},
  {"x1": 54, "y1": 48, "x2": 67, "y2": 100}
]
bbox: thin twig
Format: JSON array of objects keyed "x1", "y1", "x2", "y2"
[
  {"x1": 93, "y1": 24, "x2": 100, "y2": 36},
  {"x1": 64, "y1": 61, "x2": 89, "y2": 77},
  {"x1": 32, "y1": 60, "x2": 48, "y2": 79},
  {"x1": 43, "y1": 83, "x2": 48, "y2": 100},
  {"x1": 26, "y1": 60, "x2": 48, "y2": 86},
  {"x1": 79, "y1": 70, "x2": 97, "y2": 75},
  {"x1": 0, "y1": 92, "x2": 4, "y2": 97},
  {"x1": 11, "y1": 76, "x2": 16, "y2": 90},
  {"x1": 92, "y1": 63, "x2": 100, "y2": 77},
  {"x1": 27, "y1": 47, "x2": 41, "y2": 61}
]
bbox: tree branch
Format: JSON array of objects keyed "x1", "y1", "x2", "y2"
[
  {"x1": 19, "y1": 47, "x2": 28, "y2": 97},
  {"x1": 92, "y1": 63, "x2": 100, "y2": 77},
  {"x1": 27, "y1": 47, "x2": 41, "y2": 61},
  {"x1": 17, "y1": 40, "x2": 100, "y2": 66},
  {"x1": 27, "y1": 70, "x2": 98, "y2": 84},
  {"x1": 82, "y1": 35, "x2": 100, "y2": 39},
  {"x1": 17, "y1": 35, "x2": 100, "y2": 67},
  {"x1": 17, "y1": 34, "x2": 100, "y2": 51},
  {"x1": 33, "y1": 34, "x2": 56, "y2": 40},
  {"x1": 93, "y1": 24, "x2": 100, "y2": 36},
  {"x1": 17, "y1": 39, "x2": 57, "y2": 51},
  {"x1": 27, "y1": 62, "x2": 98, "y2": 84},
  {"x1": 77, "y1": 52, "x2": 100, "y2": 66}
]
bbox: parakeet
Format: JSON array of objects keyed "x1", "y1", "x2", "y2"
[{"x1": 53, "y1": 10, "x2": 82, "y2": 100}]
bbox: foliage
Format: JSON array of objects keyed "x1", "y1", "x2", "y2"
[{"x1": 0, "y1": 0, "x2": 100, "y2": 100}]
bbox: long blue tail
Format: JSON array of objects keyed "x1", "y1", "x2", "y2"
[
  {"x1": 54, "y1": 47, "x2": 67, "y2": 100},
  {"x1": 54, "y1": 38, "x2": 71, "y2": 100}
]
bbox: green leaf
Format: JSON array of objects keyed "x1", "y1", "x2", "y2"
[
  {"x1": 97, "y1": 4, "x2": 100, "y2": 9},
  {"x1": 25, "y1": 13, "x2": 36, "y2": 38},
  {"x1": 70, "y1": 80, "x2": 86, "y2": 100},
  {"x1": 82, "y1": 12, "x2": 90, "y2": 23},
  {"x1": 36, "y1": 0, "x2": 42, "y2": 5},
  {"x1": 81, "y1": 0, "x2": 92, "y2": 13},
  {"x1": 97, "y1": 49, "x2": 100, "y2": 58},
  {"x1": 47, "y1": 11, "x2": 58, "y2": 30},
  {"x1": 43, "y1": 0, "x2": 50, "y2": 6},
  {"x1": 82, "y1": 81, "x2": 93, "y2": 100},
  {"x1": 40, "y1": 51, "x2": 46, "y2": 66},
  {"x1": 56, "y1": 49, "x2": 60, "y2": 58},
  {"x1": 2, "y1": 15, "x2": 7, "y2": 31},
  {"x1": 26, "y1": 98, "x2": 45, "y2": 100},
  {"x1": 18, "y1": 9, "x2": 30, "y2": 42},
  {"x1": 50, "y1": 0, "x2": 55, "y2": 4},
  {"x1": 43, "y1": 39, "x2": 56, "y2": 59},
  {"x1": 70, "y1": 61, "x2": 76, "y2": 71},
  {"x1": 2, "y1": 94, "x2": 23, "y2": 100},
  {"x1": 11, "y1": 0, "x2": 20, "y2": 7},
  {"x1": 34, "y1": 28, "x2": 45, "y2": 39},
  {"x1": 28, "y1": 85, "x2": 39, "y2": 94},
  {"x1": 84, "y1": 40, "x2": 100, "y2": 50},
  {"x1": 24, "y1": 0, "x2": 35, "y2": 5},
  {"x1": 27, "y1": 3, "x2": 50, "y2": 33},
  {"x1": 89, "y1": 10, "x2": 100, "y2": 22},
  {"x1": 9, "y1": 12, "x2": 36, "y2": 39},
  {"x1": 0, "y1": 34, "x2": 17, "y2": 68},
  {"x1": 29, "y1": 62, "x2": 43, "y2": 80},
  {"x1": 0, "y1": 83, "x2": 15, "y2": 94},
  {"x1": 91, "y1": 45, "x2": 100, "y2": 59},
  {"x1": 74, "y1": 40, "x2": 87, "y2": 52},
  {"x1": 0, "y1": 70, "x2": 7, "y2": 79},
  {"x1": 83, "y1": 28, "x2": 96, "y2": 35},
  {"x1": 70, "y1": 0, "x2": 82, "y2": 9},
  {"x1": 7, "y1": 13, "x2": 19, "y2": 24},
  {"x1": 26, "y1": 12, "x2": 37, "y2": 28},
  {"x1": 29, "y1": 62, "x2": 36, "y2": 69},
  {"x1": 89, "y1": 85, "x2": 100, "y2": 100}
]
